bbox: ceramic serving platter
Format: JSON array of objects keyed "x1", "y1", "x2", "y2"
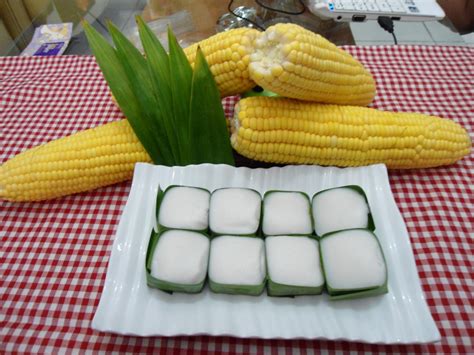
[{"x1": 92, "y1": 163, "x2": 440, "y2": 344}]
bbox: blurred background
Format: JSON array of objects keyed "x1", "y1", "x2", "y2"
[{"x1": 1, "y1": 0, "x2": 472, "y2": 56}]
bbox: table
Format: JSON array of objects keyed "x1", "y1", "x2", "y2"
[{"x1": 1, "y1": 45, "x2": 473, "y2": 353}]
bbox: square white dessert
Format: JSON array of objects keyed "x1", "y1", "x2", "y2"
[
  {"x1": 320, "y1": 229, "x2": 386, "y2": 291},
  {"x1": 209, "y1": 188, "x2": 261, "y2": 235},
  {"x1": 151, "y1": 230, "x2": 210, "y2": 285},
  {"x1": 158, "y1": 186, "x2": 210, "y2": 230},
  {"x1": 266, "y1": 236, "x2": 324, "y2": 287},
  {"x1": 209, "y1": 236, "x2": 266, "y2": 285},
  {"x1": 262, "y1": 191, "x2": 312, "y2": 236},
  {"x1": 313, "y1": 187, "x2": 370, "y2": 237}
]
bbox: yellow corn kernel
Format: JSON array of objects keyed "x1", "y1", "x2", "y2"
[
  {"x1": 230, "y1": 97, "x2": 471, "y2": 169},
  {"x1": 110, "y1": 28, "x2": 259, "y2": 103},
  {"x1": 1, "y1": 119, "x2": 152, "y2": 202},
  {"x1": 248, "y1": 23, "x2": 376, "y2": 106},
  {"x1": 184, "y1": 28, "x2": 260, "y2": 97}
]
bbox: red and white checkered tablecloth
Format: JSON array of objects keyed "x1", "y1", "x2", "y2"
[{"x1": 1, "y1": 45, "x2": 473, "y2": 354}]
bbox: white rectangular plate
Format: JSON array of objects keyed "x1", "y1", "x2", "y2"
[{"x1": 92, "y1": 163, "x2": 440, "y2": 344}]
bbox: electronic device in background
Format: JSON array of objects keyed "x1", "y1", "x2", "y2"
[{"x1": 304, "y1": 0, "x2": 445, "y2": 22}]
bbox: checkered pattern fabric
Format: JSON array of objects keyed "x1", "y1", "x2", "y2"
[{"x1": 1, "y1": 45, "x2": 473, "y2": 354}]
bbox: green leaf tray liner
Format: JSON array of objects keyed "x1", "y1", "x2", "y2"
[
  {"x1": 208, "y1": 278, "x2": 267, "y2": 296},
  {"x1": 319, "y1": 228, "x2": 388, "y2": 301},
  {"x1": 266, "y1": 237, "x2": 325, "y2": 297},
  {"x1": 312, "y1": 185, "x2": 375, "y2": 238},
  {"x1": 208, "y1": 235, "x2": 267, "y2": 296},
  {"x1": 267, "y1": 279, "x2": 324, "y2": 297},
  {"x1": 145, "y1": 229, "x2": 210, "y2": 294},
  {"x1": 209, "y1": 187, "x2": 263, "y2": 237},
  {"x1": 262, "y1": 190, "x2": 314, "y2": 237},
  {"x1": 156, "y1": 185, "x2": 211, "y2": 234}
]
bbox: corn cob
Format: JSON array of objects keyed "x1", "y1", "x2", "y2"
[
  {"x1": 184, "y1": 28, "x2": 260, "y2": 97},
  {"x1": 230, "y1": 97, "x2": 471, "y2": 168},
  {"x1": 0, "y1": 120, "x2": 151, "y2": 202},
  {"x1": 110, "y1": 28, "x2": 260, "y2": 103},
  {"x1": 248, "y1": 24, "x2": 376, "y2": 106}
]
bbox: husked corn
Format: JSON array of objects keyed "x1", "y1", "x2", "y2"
[
  {"x1": 0, "y1": 119, "x2": 151, "y2": 202},
  {"x1": 184, "y1": 28, "x2": 259, "y2": 97},
  {"x1": 231, "y1": 97, "x2": 471, "y2": 168},
  {"x1": 249, "y1": 24, "x2": 376, "y2": 106}
]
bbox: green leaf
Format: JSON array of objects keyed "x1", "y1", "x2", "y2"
[
  {"x1": 319, "y1": 229, "x2": 389, "y2": 301},
  {"x1": 267, "y1": 279, "x2": 324, "y2": 297},
  {"x1": 145, "y1": 229, "x2": 208, "y2": 294},
  {"x1": 209, "y1": 187, "x2": 261, "y2": 237},
  {"x1": 312, "y1": 185, "x2": 374, "y2": 237},
  {"x1": 107, "y1": 21, "x2": 175, "y2": 165},
  {"x1": 168, "y1": 27, "x2": 194, "y2": 164},
  {"x1": 188, "y1": 47, "x2": 235, "y2": 165},
  {"x1": 136, "y1": 17, "x2": 181, "y2": 165},
  {"x1": 156, "y1": 185, "x2": 211, "y2": 233},
  {"x1": 83, "y1": 21, "x2": 163, "y2": 164},
  {"x1": 86, "y1": 18, "x2": 236, "y2": 168},
  {"x1": 262, "y1": 190, "x2": 313, "y2": 236},
  {"x1": 209, "y1": 278, "x2": 266, "y2": 296},
  {"x1": 145, "y1": 229, "x2": 160, "y2": 272},
  {"x1": 328, "y1": 284, "x2": 388, "y2": 301},
  {"x1": 147, "y1": 272, "x2": 206, "y2": 294}
]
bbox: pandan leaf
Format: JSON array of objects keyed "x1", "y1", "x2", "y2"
[
  {"x1": 188, "y1": 47, "x2": 235, "y2": 165},
  {"x1": 147, "y1": 273, "x2": 205, "y2": 294},
  {"x1": 312, "y1": 185, "x2": 375, "y2": 237},
  {"x1": 145, "y1": 229, "x2": 160, "y2": 271},
  {"x1": 136, "y1": 17, "x2": 181, "y2": 165},
  {"x1": 83, "y1": 21, "x2": 163, "y2": 164},
  {"x1": 209, "y1": 187, "x2": 262, "y2": 237},
  {"x1": 145, "y1": 230, "x2": 208, "y2": 294},
  {"x1": 267, "y1": 279, "x2": 324, "y2": 297},
  {"x1": 144, "y1": 230, "x2": 173, "y2": 294},
  {"x1": 85, "y1": 18, "x2": 236, "y2": 167},
  {"x1": 209, "y1": 279, "x2": 266, "y2": 296},
  {"x1": 262, "y1": 190, "x2": 314, "y2": 237},
  {"x1": 156, "y1": 185, "x2": 210, "y2": 234},
  {"x1": 319, "y1": 229, "x2": 389, "y2": 301},
  {"x1": 167, "y1": 27, "x2": 193, "y2": 164},
  {"x1": 107, "y1": 22, "x2": 175, "y2": 165},
  {"x1": 328, "y1": 284, "x2": 388, "y2": 301},
  {"x1": 155, "y1": 186, "x2": 165, "y2": 223}
]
